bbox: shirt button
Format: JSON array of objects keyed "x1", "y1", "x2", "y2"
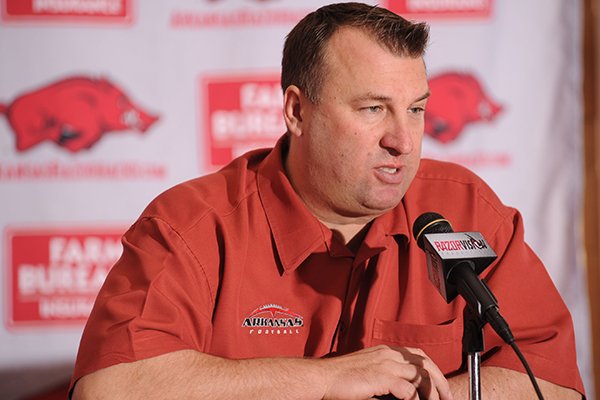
[{"x1": 339, "y1": 321, "x2": 347, "y2": 334}]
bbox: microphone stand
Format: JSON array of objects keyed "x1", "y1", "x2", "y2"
[{"x1": 462, "y1": 304, "x2": 486, "y2": 400}]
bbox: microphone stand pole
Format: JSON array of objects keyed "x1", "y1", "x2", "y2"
[{"x1": 462, "y1": 304, "x2": 485, "y2": 400}]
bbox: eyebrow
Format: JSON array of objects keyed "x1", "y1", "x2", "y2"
[
  {"x1": 414, "y1": 91, "x2": 431, "y2": 102},
  {"x1": 354, "y1": 90, "x2": 431, "y2": 103},
  {"x1": 354, "y1": 93, "x2": 392, "y2": 102}
]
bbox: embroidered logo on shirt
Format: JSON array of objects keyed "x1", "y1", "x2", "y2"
[{"x1": 242, "y1": 303, "x2": 304, "y2": 335}]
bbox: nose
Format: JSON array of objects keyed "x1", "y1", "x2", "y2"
[{"x1": 379, "y1": 115, "x2": 414, "y2": 156}]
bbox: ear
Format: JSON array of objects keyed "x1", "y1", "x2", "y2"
[{"x1": 283, "y1": 85, "x2": 306, "y2": 137}]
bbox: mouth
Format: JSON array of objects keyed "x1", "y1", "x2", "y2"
[
  {"x1": 378, "y1": 167, "x2": 399, "y2": 174},
  {"x1": 374, "y1": 164, "x2": 406, "y2": 185}
]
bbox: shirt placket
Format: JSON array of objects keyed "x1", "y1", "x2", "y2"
[{"x1": 330, "y1": 245, "x2": 389, "y2": 354}]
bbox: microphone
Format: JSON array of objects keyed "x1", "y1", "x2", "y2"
[{"x1": 412, "y1": 212, "x2": 514, "y2": 344}]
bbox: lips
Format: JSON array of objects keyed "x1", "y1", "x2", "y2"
[{"x1": 375, "y1": 165, "x2": 405, "y2": 184}]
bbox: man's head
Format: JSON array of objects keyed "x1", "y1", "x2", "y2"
[
  {"x1": 281, "y1": 2, "x2": 429, "y2": 103},
  {"x1": 282, "y1": 2, "x2": 430, "y2": 229}
]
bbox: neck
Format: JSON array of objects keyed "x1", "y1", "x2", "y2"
[{"x1": 321, "y1": 219, "x2": 371, "y2": 250}]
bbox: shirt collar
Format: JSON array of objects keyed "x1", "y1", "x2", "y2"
[
  {"x1": 257, "y1": 136, "x2": 328, "y2": 273},
  {"x1": 360, "y1": 198, "x2": 412, "y2": 258}
]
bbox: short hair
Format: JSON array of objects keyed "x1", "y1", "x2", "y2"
[{"x1": 281, "y1": 2, "x2": 430, "y2": 103}]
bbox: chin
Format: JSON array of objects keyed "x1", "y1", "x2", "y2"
[
  {"x1": 371, "y1": 190, "x2": 405, "y2": 209},
  {"x1": 363, "y1": 198, "x2": 403, "y2": 214}
]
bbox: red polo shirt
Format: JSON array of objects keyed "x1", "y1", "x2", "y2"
[{"x1": 71, "y1": 136, "x2": 584, "y2": 395}]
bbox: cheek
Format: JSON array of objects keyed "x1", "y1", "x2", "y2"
[
  {"x1": 336, "y1": 142, "x2": 367, "y2": 166},
  {"x1": 317, "y1": 145, "x2": 358, "y2": 183}
]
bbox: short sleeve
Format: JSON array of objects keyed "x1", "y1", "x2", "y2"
[
  {"x1": 480, "y1": 211, "x2": 585, "y2": 395},
  {"x1": 70, "y1": 216, "x2": 214, "y2": 389}
]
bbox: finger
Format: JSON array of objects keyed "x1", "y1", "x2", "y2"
[
  {"x1": 371, "y1": 361, "x2": 424, "y2": 400},
  {"x1": 398, "y1": 347, "x2": 453, "y2": 400},
  {"x1": 388, "y1": 378, "x2": 419, "y2": 400},
  {"x1": 412, "y1": 366, "x2": 439, "y2": 400},
  {"x1": 379, "y1": 361, "x2": 433, "y2": 399},
  {"x1": 419, "y1": 358, "x2": 452, "y2": 400}
]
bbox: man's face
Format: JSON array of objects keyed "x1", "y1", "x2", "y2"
[{"x1": 286, "y1": 26, "x2": 429, "y2": 224}]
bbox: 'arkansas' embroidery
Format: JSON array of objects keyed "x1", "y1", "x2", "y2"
[{"x1": 242, "y1": 304, "x2": 304, "y2": 335}]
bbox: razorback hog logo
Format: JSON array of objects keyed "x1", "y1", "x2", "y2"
[
  {"x1": 425, "y1": 72, "x2": 502, "y2": 144},
  {"x1": 0, "y1": 76, "x2": 159, "y2": 152}
]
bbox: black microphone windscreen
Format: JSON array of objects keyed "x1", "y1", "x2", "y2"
[{"x1": 413, "y1": 212, "x2": 454, "y2": 250}]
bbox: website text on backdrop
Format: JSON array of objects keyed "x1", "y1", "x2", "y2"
[{"x1": 69, "y1": 2, "x2": 585, "y2": 399}]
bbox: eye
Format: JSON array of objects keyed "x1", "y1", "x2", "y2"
[
  {"x1": 409, "y1": 105, "x2": 426, "y2": 114},
  {"x1": 362, "y1": 105, "x2": 384, "y2": 113}
]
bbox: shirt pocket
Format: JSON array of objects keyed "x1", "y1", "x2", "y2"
[{"x1": 371, "y1": 318, "x2": 464, "y2": 374}]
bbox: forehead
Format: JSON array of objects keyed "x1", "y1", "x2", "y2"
[{"x1": 322, "y1": 27, "x2": 428, "y2": 99}]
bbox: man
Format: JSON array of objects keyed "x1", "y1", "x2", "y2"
[{"x1": 71, "y1": 2, "x2": 585, "y2": 399}]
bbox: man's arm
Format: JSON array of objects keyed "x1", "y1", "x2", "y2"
[
  {"x1": 72, "y1": 346, "x2": 454, "y2": 400},
  {"x1": 448, "y1": 366, "x2": 582, "y2": 400}
]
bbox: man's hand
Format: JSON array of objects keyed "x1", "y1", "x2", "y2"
[{"x1": 321, "y1": 345, "x2": 453, "y2": 400}]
